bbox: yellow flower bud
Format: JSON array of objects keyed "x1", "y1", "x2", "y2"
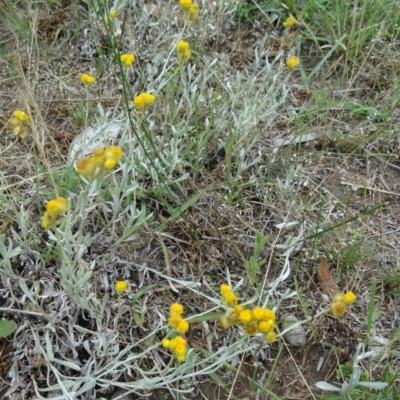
[
  {"x1": 283, "y1": 16, "x2": 297, "y2": 28},
  {"x1": 286, "y1": 56, "x2": 300, "y2": 70}
]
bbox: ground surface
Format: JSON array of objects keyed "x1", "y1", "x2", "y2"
[{"x1": 1, "y1": 0, "x2": 400, "y2": 399}]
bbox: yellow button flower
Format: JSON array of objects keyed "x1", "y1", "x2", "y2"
[
  {"x1": 239, "y1": 310, "x2": 252, "y2": 323},
  {"x1": 252, "y1": 307, "x2": 264, "y2": 320},
  {"x1": 179, "y1": 0, "x2": 192, "y2": 11},
  {"x1": 170, "y1": 303, "x2": 184, "y2": 314},
  {"x1": 46, "y1": 197, "x2": 68, "y2": 216},
  {"x1": 133, "y1": 93, "x2": 155, "y2": 110},
  {"x1": 41, "y1": 197, "x2": 68, "y2": 229},
  {"x1": 286, "y1": 56, "x2": 300, "y2": 70},
  {"x1": 110, "y1": 9, "x2": 118, "y2": 19},
  {"x1": 177, "y1": 41, "x2": 189, "y2": 52},
  {"x1": 120, "y1": 53, "x2": 135, "y2": 66},
  {"x1": 343, "y1": 291, "x2": 356, "y2": 304},
  {"x1": 283, "y1": 16, "x2": 297, "y2": 28},
  {"x1": 115, "y1": 280, "x2": 128, "y2": 295},
  {"x1": 176, "y1": 320, "x2": 189, "y2": 333},
  {"x1": 81, "y1": 73, "x2": 96, "y2": 85}
]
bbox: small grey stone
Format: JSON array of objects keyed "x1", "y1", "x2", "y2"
[{"x1": 281, "y1": 313, "x2": 306, "y2": 346}]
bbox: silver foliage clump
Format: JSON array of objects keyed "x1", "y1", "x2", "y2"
[{"x1": 316, "y1": 343, "x2": 388, "y2": 397}]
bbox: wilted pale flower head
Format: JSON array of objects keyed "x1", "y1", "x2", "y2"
[
  {"x1": 81, "y1": 73, "x2": 96, "y2": 85},
  {"x1": 120, "y1": 53, "x2": 135, "y2": 66},
  {"x1": 188, "y1": 3, "x2": 199, "y2": 20},
  {"x1": 286, "y1": 56, "x2": 300, "y2": 70},
  {"x1": 283, "y1": 16, "x2": 297, "y2": 28}
]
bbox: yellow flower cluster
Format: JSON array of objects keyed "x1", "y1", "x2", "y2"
[
  {"x1": 162, "y1": 336, "x2": 187, "y2": 362},
  {"x1": 219, "y1": 285, "x2": 277, "y2": 343},
  {"x1": 11, "y1": 110, "x2": 31, "y2": 139},
  {"x1": 283, "y1": 16, "x2": 297, "y2": 28},
  {"x1": 110, "y1": 9, "x2": 118, "y2": 19},
  {"x1": 81, "y1": 73, "x2": 96, "y2": 85},
  {"x1": 331, "y1": 291, "x2": 357, "y2": 317},
  {"x1": 115, "y1": 280, "x2": 128, "y2": 296},
  {"x1": 76, "y1": 146, "x2": 123, "y2": 178},
  {"x1": 41, "y1": 197, "x2": 68, "y2": 228},
  {"x1": 133, "y1": 93, "x2": 155, "y2": 110},
  {"x1": 120, "y1": 53, "x2": 135, "y2": 67},
  {"x1": 286, "y1": 56, "x2": 300, "y2": 70},
  {"x1": 162, "y1": 303, "x2": 190, "y2": 362},
  {"x1": 176, "y1": 41, "x2": 191, "y2": 64},
  {"x1": 179, "y1": 0, "x2": 199, "y2": 20},
  {"x1": 220, "y1": 284, "x2": 238, "y2": 306},
  {"x1": 168, "y1": 303, "x2": 190, "y2": 333}
]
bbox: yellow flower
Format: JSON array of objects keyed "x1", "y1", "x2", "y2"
[
  {"x1": 265, "y1": 331, "x2": 277, "y2": 343},
  {"x1": 252, "y1": 307, "x2": 264, "y2": 320},
  {"x1": 263, "y1": 309, "x2": 276, "y2": 321},
  {"x1": 177, "y1": 41, "x2": 190, "y2": 52},
  {"x1": 41, "y1": 212, "x2": 55, "y2": 229},
  {"x1": 286, "y1": 56, "x2": 300, "y2": 70},
  {"x1": 115, "y1": 280, "x2": 128, "y2": 295},
  {"x1": 13, "y1": 126, "x2": 28, "y2": 139},
  {"x1": 343, "y1": 291, "x2": 356, "y2": 304},
  {"x1": 142, "y1": 93, "x2": 155, "y2": 105},
  {"x1": 220, "y1": 284, "x2": 231, "y2": 293},
  {"x1": 105, "y1": 145, "x2": 123, "y2": 162},
  {"x1": 331, "y1": 301, "x2": 347, "y2": 317},
  {"x1": 223, "y1": 291, "x2": 238, "y2": 306},
  {"x1": 168, "y1": 313, "x2": 183, "y2": 328},
  {"x1": 105, "y1": 159, "x2": 116, "y2": 169},
  {"x1": 179, "y1": 0, "x2": 192, "y2": 11},
  {"x1": 133, "y1": 93, "x2": 155, "y2": 110},
  {"x1": 257, "y1": 321, "x2": 274, "y2": 333},
  {"x1": 234, "y1": 305, "x2": 244, "y2": 315},
  {"x1": 188, "y1": 3, "x2": 199, "y2": 20},
  {"x1": 283, "y1": 16, "x2": 297, "y2": 28},
  {"x1": 220, "y1": 316, "x2": 231, "y2": 329},
  {"x1": 110, "y1": 9, "x2": 118, "y2": 19},
  {"x1": 46, "y1": 197, "x2": 68, "y2": 216},
  {"x1": 13, "y1": 110, "x2": 31, "y2": 125},
  {"x1": 120, "y1": 53, "x2": 135, "y2": 66},
  {"x1": 41, "y1": 197, "x2": 67, "y2": 229},
  {"x1": 163, "y1": 336, "x2": 188, "y2": 362},
  {"x1": 170, "y1": 303, "x2": 184, "y2": 314},
  {"x1": 176, "y1": 41, "x2": 191, "y2": 63},
  {"x1": 238, "y1": 310, "x2": 252, "y2": 323},
  {"x1": 333, "y1": 293, "x2": 345, "y2": 302},
  {"x1": 81, "y1": 73, "x2": 96, "y2": 85},
  {"x1": 176, "y1": 320, "x2": 189, "y2": 333}
]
